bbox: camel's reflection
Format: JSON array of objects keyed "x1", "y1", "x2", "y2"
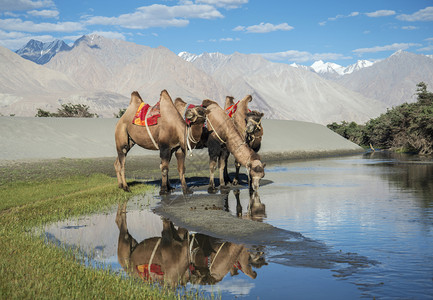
[
  {"x1": 116, "y1": 202, "x2": 267, "y2": 286},
  {"x1": 222, "y1": 189, "x2": 267, "y2": 222}
]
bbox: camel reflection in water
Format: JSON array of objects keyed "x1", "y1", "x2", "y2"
[
  {"x1": 115, "y1": 200, "x2": 267, "y2": 286},
  {"x1": 221, "y1": 189, "x2": 266, "y2": 222}
]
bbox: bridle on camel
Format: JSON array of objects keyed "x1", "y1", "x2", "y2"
[{"x1": 184, "y1": 104, "x2": 201, "y2": 156}]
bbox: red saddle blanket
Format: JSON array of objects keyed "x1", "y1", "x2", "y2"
[
  {"x1": 225, "y1": 100, "x2": 250, "y2": 118},
  {"x1": 136, "y1": 264, "x2": 164, "y2": 281},
  {"x1": 225, "y1": 101, "x2": 239, "y2": 118},
  {"x1": 132, "y1": 101, "x2": 161, "y2": 126}
]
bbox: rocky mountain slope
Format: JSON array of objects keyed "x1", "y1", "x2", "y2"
[
  {"x1": 15, "y1": 39, "x2": 71, "y2": 65},
  {"x1": 179, "y1": 51, "x2": 385, "y2": 124},
  {"x1": 4, "y1": 35, "x2": 432, "y2": 123}
]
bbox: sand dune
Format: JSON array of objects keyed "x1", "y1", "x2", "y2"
[{"x1": 0, "y1": 117, "x2": 362, "y2": 162}]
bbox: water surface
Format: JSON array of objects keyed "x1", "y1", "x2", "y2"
[{"x1": 44, "y1": 153, "x2": 433, "y2": 299}]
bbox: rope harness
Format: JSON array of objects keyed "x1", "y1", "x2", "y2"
[
  {"x1": 145, "y1": 106, "x2": 159, "y2": 150},
  {"x1": 206, "y1": 116, "x2": 226, "y2": 144}
]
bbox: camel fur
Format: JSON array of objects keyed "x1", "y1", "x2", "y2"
[
  {"x1": 114, "y1": 90, "x2": 206, "y2": 195},
  {"x1": 200, "y1": 99, "x2": 265, "y2": 193},
  {"x1": 224, "y1": 95, "x2": 264, "y2": 185}
]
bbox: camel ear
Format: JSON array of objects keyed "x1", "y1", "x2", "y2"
[
  {"x1": 260, "y1": 112, "x2": 264, "y2": 118},
  {"x1": 201, "y1": 99, "x2": 217, "y2": 108},
  {"x1": 263, "y1": 163, "x2": 266, "y2": 168}
]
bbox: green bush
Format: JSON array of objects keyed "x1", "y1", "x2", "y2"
[{"x1": 328, "y1": 82, "x2": 433, "y2": 155}]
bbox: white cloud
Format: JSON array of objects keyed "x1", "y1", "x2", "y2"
[
  {"x1": 195, "y1": 0, "x2": 248, "y2": 9},
  {"x1": 365, "y1": 10, "x2": 396, "y2": 18},
  {"x1": 27, "y1": 9, "x2": 59, "y2": 18},
  {"x1": 353, "y1": 43, "x2": 421, "y2": 54},
  {"x1": 0, "y1": 0, "x2": 54, "y2": 11},
  {"x1": 233, "y1": 22, "x2": 293, "y2": 33},
  {"x1": 0, "y1": 29, "x2": 55, "y2": 49},
  {"x1": 0, "y1": 18, "x2": 84, "y2": 32},
  {"x1": 259, "y1": 50, "x2": 351, "y2": 63},
  {"x1": 219, "y1": 37, "x2": 239, "y2": 41},
  {"x1": 85, "y1": 3, "x2": 223, "y2": 29},
  {"x1": 401, "y1": 26, "x2": 418, "y2": 30},
  {"x1": 319, "y1": 11, "x2": 359, "y2": 26},
  {"x1": 397, "y1": 6, "x2": 433, "y2": 21},
  {"x1": 89, "y1": 31, "x2": 126, "y2": 40},
  {"x1": 417, "y1": 45, "x2": 433, "y2": 52}
]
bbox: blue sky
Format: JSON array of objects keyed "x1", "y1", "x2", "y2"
[{"x1": 1, "y1": 0, "x2": 433, "y2": 66}]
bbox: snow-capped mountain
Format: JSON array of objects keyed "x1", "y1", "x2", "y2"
[
  {"x1": 344, "y1": 60, "x2": 374, "y2": 74},
  {"x1": 15, "y1": 39, "x2": 71, "y2": 65},
  {"x1": 311, "y1": 60, "x2": 345, "y2": 76}
]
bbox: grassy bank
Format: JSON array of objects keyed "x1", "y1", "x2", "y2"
[{"x1": 0, "y1": 161, "x2": 189, "y2": 299}]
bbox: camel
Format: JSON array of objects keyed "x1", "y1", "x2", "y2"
[
  {"x1": 116, "y1": 202, "x2": 266, "y2": 286},
  {"x1": 189, "y1": 233, "x2": 266, "y2": 284},
  {"x1": 116, "y1": 202, "x2": 193, "y2": 286},
  {"x1": 114, "y1": 90, "x2": 206, "y2": 195},
  {"x1": 200, "y1": 99, "x2": 265, "y2": 192},
  {"x1": 224, "y1": 95, "x2": 264, "y2": 185}
]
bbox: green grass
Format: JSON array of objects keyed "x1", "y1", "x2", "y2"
[{"x1": 0, "y1": 171, "x2": 198, "y2": 299}]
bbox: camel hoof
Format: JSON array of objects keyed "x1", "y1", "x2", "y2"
[
  {"x1": 121, "y1": 185, "x2": 131, "y2": 192},
  {"x1": 207, "y1": 186, "x2": 218, "y2": 194},
  {"x1": 220, "y1": 184, "x2": 230, "y2": 192},
  {"x1": 159, "y1": 188, "x2": 170, "y2": 196},
  {"x1": 183, "y1": 187, "x2": 193, "y2": 195}
]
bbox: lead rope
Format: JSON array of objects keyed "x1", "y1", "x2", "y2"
[
  {"x1": 148, "y1": 238, "x2": 161, "y2": 278},
  {"x1": 206, "y1": 116, "x2": 225, "y2": 144},
  {"x1": 145, "y1": 105, "x2": 159, "y2": 150},
  {"x1": 209, "y1": 242, "x2": 226, "y2": 275}
]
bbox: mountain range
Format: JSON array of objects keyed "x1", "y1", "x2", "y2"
[{"x1": 1, "y1": 35, "x2": 432, "y2": 124}]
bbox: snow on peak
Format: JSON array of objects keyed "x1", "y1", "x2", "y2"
[{"x1": 311, "y1": 60, "x2": 345, "y2": 75}]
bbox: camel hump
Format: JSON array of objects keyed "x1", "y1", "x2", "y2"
[
  {"x1": 131, "y1": 91, "x2": 142, "y2": 100},
  {"x1": 175, "y1": 97, "x2": 186, "y2": 105},
  {"x1": 130, "y1": 91, "x2": 143, "y2": 105},
  {"x1": 201, "y1": 99, "x2": 218, "y2": 108},
  {"x1": 224, "y1": 96, "x2": 235, "y2": 109},
  {"x1": 240, "y1": 95, "x2": 252, "y2": 103},
  {"x1": 159, "y1": 90, "x2": 172, "y2": 103}
]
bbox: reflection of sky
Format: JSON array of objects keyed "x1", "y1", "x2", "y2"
[
  {"x1": 42, "y1": 154, "x2": 433, "y2": 299},
  {"x1": 195, "y1": 278, "x2": 255, "y2": 297}
]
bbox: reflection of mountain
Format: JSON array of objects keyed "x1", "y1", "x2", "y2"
[{"x1": 364, "y1": 152, "x2": 433, "y2": 208}]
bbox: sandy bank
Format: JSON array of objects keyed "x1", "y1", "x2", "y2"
[{"x1": 0, "y1": 117, "x2": 362, "y2": 162}]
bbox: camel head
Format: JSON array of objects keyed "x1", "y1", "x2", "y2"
[
  {"x1": 245, "y1": 110, "x2": 264, "y2": 134},
  {"x1": 184, "y1": 105, "x2": 206, "y2": 125},
  {"x1": 247, "y1": 155, "x2": 265, "y2": 192}
]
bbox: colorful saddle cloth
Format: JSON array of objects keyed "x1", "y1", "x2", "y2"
[
  {"x1": 136, "y1": 264, "x2": 164, "y2": 281},
  {"x1": 132, "y1": 101, "x2": 161, "y2": 126},
  {"x1": 225, "y1": 101, "x2": 239, "y2": 118},
  {"x1": 225, "y1": 100, "x2": 250, "y2": 118}
]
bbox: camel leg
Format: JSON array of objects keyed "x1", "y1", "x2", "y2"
[
  {"x1": 116, "y1": 202, "x2": 138, "y2": 271},
  {"x1": 232, "y1": 161, "x2": 241, "y2": 186},
  {"x1": 219, "y1": 148, "x2": 231, "y2": 189},
  {"x1": 234, "y1": 189, "x2": 242, "y2": 217},
  {"x1": 159, "y1": 144, "x2": 173, "y2": 195},
  {"x1": 114, "y1": 143, "x2": 132, "y2": 192},
  {"x1": 175, "y1": 148, "x2": 192, "y2": 195},
  {"x1": 208, "y1": 157, "x2": 218, "y2": 194}
]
